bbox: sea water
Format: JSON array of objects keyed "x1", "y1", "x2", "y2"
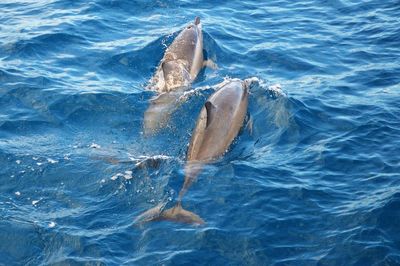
[{"x1": 0, "y1": 0, "x2": 399, "y2": 265}]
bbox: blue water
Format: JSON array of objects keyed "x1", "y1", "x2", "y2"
[{"x1": 1, "y1": 0, "x2": 400, "y2": 265}]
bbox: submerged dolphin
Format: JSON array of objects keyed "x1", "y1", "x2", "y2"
[
  {"x1": 144, "y1": 17, "x2": 214, "y2": 134},
  {"x1": 135, "y1": 79, "x2": 252, "y2": 225}
]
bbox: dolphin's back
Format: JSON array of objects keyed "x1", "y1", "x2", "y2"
[
  {"x1": 188, "y1": 80, "x2": 248, "y2": 162},
  {"x1": 167, "y1": 25, "x2": 199, "y2": 68},
  {"x1": 151, "y1": 17, "x2": 204, "y2": 93}
]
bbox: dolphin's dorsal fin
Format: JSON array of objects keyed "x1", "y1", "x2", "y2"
[
  {"x1": 205, "y1": 101, "x2": 216, "y2": 128},
  {"x1": 161, "y1": 60, "x2": 174, "y2": 77},
  {"x1": 161, "y1": 61, "x2": 166, "y2": 74}
]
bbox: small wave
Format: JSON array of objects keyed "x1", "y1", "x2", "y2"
[
  {"x1": 177, "y1": 85, "x2": 214, "y2": 102},
  {"x1": 4, "y1": 32, "x2": 87, "y2": 59},
  {"x1": 99, "y1": 35, "x2": 170, "y2": 82}
]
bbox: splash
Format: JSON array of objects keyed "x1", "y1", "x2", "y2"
[{"x1": 177, "y1": 85, "x2": 213, "y2": 102}]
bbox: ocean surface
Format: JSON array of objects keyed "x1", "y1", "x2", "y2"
[{"x1": 1, "y1": 0, "x2": 400, "y2": 265}]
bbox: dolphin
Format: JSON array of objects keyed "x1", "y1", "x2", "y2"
[
  {"x1": 135, "y1": 79, "x2": 252, "y2": 226},
  {"x1": 150, "y1": 16, "x2": 204, "y2": 93},
  {"x1": 144, "y1": 17, "x2": 215, "y2": 135}
]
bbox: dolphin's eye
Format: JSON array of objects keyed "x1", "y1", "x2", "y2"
[{"x1": 187, "y1": 25, "x2": 192, "y2": 29}]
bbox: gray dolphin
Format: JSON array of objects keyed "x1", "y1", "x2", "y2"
[
  {"x1": 135, "y1": 79, "x2": 252, "y2": 226},
  {"x1": 150, "y1": 16, "x2": 204, "y2": 93},
  {"x1": 143, "y1": 88, "x2": 184, "y2": 134},
  {"x1": 144, "y1": 17, "x2": 215, "y2": 135}
]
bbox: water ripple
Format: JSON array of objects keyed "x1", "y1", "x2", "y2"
[{"x1": 1, "y1": 0, "x2": 400, "y2": 265}]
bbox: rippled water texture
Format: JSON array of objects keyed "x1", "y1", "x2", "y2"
[{"x1": 1, "y1": 0, "x2": 400, "y2": 265}]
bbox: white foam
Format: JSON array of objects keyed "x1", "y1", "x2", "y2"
[
  {"x1": 15, "y1": 191, "x2": 21, "y2": 196},
  {"x1": 147, "y1": 154, "x2": 171, "y2": 160},
  {"x1": 124, "y1": 170, "x2": 133, "y2": 180},
  {"x1": 245, "y1": 76, "x2": 261, "y2": 84},
  {"x1": 32, "y1": 200, "x2": 39, "y2": 205},
  {"x1": 268, "y1": 83, "x2": 284, "y2": 94},
  {"x1": 48, "y1": 221, "x2": 56, "y2": 228},
  {"x1": 133, "y1": 154, "x2": 174, "y2": 168},
  {"x1": 111, "y1": 173, "x2": 123, "y2": 180},
  {"x1": 178, "y1": 85, "x2": 213, "y2": 102},
  {"x1": 16, "y1": 160, "x2": 21, "y2": 165},
  {"x1": 90, "y1": 143, "x2": 101, "y2": 149},
  {"x1": 47, "y1": 158, "x2": 58, "y2": 164}
]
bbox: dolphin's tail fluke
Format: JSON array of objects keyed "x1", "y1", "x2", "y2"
[
  {"x1": 133, "y1": 201, "x2": 167, "y2": 226},
  {"x1": 134, "y1": 202, "x2": 204, "y2": 226},
  {"x1": 160, "y1": 203, "x2": 204, "y2": 225}
]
